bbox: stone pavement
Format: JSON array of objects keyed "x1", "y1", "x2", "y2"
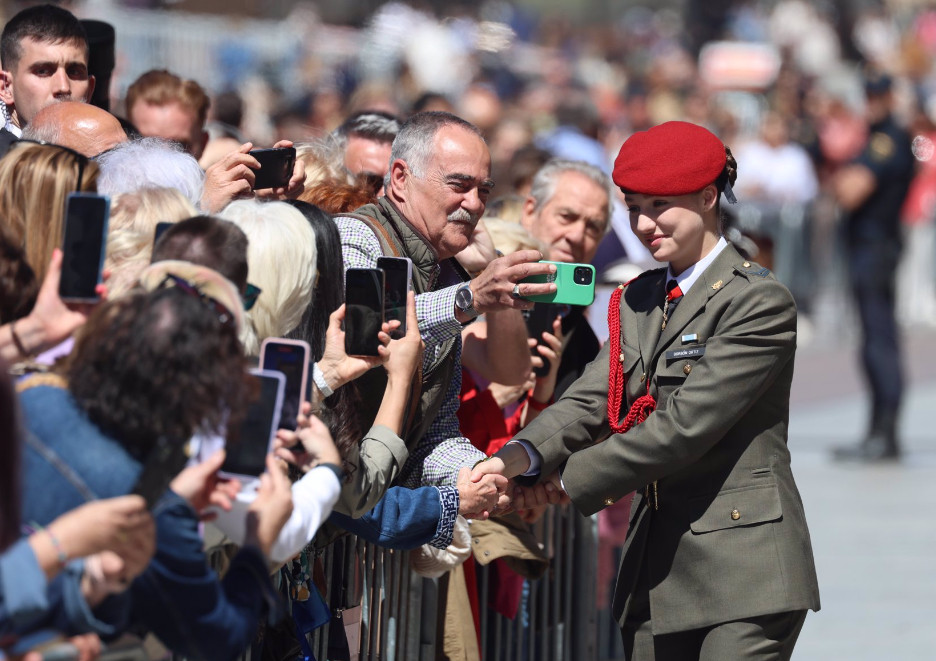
[{"x1": 787, "y1": 323, "x2": 936, "y2": 660}]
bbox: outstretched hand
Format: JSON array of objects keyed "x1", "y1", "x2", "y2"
[
  {"x1": 456, "y1": 466, "x2": 509, "y2": 520},
  {"x1": 468, "y1": 250, "x2": 557, "y2": 315}
]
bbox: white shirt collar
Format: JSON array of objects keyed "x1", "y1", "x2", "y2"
[{"x1": 666, "y1": 236, "x2": 728, "y2": 295}]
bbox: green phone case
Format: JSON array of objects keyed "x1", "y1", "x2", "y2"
[{"x1": 521, "y1": 261, "x2": 596, "y2": 306}]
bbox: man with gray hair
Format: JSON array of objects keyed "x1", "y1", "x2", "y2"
[
  {"x1": 95, "y1": 137, "x2": 205, "y2": 208},
  {"x1": 334, "y1": 110, "x2": 554, "y2": 505},
  {"x1": 520, "y1": 158, "x2": 613, "y2": 396},
  {"x1": 333, "y1": 109, "x2": 401, "y2": 187}
]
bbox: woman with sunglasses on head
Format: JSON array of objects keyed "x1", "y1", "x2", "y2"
[
  {"x1": 474, "y1": 122, "x2": 820, "y2": 660},
  {"x1": 16, "y1": 265, "x2": 294, "y2": 661}
]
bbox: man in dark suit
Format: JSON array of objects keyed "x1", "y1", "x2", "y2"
[{"x1": 0, "y1": 5, "x2": 94, "y2": 157}]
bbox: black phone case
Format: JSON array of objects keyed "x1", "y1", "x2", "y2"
[
  {"x1": 132, "y1": 437, "x2": 189, "y2": 509},
  {"x1": 345, "y1": 269, "x2": 384, "y2": 356},
  {"x1": 249, "y1": 147, "x2": 296, "y2": 190}
]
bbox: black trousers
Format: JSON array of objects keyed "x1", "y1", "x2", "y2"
[{"x1": 847, "y1": 241, "x2": 903, "y2": 418}]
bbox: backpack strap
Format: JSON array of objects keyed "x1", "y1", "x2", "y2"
[{"x1": 339, "y1": 212, "x2": 402, "y2": 259}]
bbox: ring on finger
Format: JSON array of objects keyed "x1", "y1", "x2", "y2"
[{"x1": 511, "y1": 283, "x2": 522, "y2": 299}]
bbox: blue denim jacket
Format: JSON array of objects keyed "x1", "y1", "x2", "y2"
[
  {"x1": 328, "y1": 485, "x2": 460, "y2": 550},
  {"x1": 19, "y1": 384, "x2": 278, "y2": 661}
]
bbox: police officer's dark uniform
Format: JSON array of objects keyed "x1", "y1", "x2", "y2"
[{"x1": 834, "y1": 74, "x2": 914, "y2": 461}]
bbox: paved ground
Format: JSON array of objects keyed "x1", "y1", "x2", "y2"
[{"x1": 787, "y1": 318, "x2": 936, "y2": 660}]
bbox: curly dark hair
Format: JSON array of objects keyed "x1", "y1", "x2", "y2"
[{"x1": 65, "y1": 287, "x2": 250, "y2": 460}]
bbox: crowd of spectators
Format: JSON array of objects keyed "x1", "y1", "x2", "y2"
[{"x1": 0, "y1": 0, "x2": 933, "y2": 659}]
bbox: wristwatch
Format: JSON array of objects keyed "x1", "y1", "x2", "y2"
[{"x1": 455, "y1": 283, "x2": 479, "y2": 319}]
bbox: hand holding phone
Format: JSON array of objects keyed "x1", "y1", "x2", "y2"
[
  {"x1": 248, "y1": 147, "x2": 296, "y2": 190},
  {"x1": 523, "y1": 303, "x2": 568, "y2": 377},
  {"x1": 377, "y1": 256, "x2": 413, "y2": 339},
  {"x1": 519, "y1": 261, "x2": 596, "y2": 306},
  {"x1": 260, "y1": 338, "x2": 310, "y2": 431},
  {"x1": 221, "y1": 369, "x2": 285, "y2": 480},
  {"x1": 344, "y1": 268, "x2": 385, "y2": 356},
  {"x1": 59, "y1": 193, "x2": 110, "y2": 302}
]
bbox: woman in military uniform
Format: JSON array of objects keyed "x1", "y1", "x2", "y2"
[{"x1": 473, "y1": 121, "x2": 820, "y2": 660}]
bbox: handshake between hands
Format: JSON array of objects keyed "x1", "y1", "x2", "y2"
[{"x1": 458, "y1": 442, "x2": 570, "y2": 520}]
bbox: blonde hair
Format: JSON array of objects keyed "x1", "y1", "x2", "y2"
[
  {"x1": 219, "y1": 199, "x2": 317, "y2": 356},
  {"x1": 295, "y1": 138, "x2": 353, "y2": 190},
  {"x1": 0, "y1": 142, "x2": 99, "y2": 281},
  {"x1": 482, "y1": 216, "x2": 548, "y2": 256},
  {"x1": 105, "y1": 188, "x2": 198, "y2": 298}
]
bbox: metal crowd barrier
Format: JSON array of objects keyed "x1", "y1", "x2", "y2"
[{"x1": 305, "y1": 505, "x2": 611, "y2": 661}]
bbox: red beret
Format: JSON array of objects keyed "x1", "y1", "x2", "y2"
[{"x1": 612, "y1": 121, "x2": 726, "y2": 196}]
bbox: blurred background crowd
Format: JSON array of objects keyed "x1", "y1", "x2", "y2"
[{"x1": 22, "y1": 0, "x2": 934, "y2": 338}]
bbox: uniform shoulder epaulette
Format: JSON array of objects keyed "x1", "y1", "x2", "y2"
[
  {"x1": 619, "y1": 266, "x2": 665, "y2": 289},
  {"x1": 735, "y1": 259, "x2": 771, "y2": 279}
]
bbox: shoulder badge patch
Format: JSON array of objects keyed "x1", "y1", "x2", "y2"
[{"x1": 736, "y1": 261, "x2": 770, "y2": 278}]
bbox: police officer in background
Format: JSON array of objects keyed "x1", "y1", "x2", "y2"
[{"x1": 832, "y1": 70, "x2": 915, "y2": 461}]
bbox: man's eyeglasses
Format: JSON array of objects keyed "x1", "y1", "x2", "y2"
[
  {"x1": 12, "y1": 138, "x2": 89, "y2": 192},
  {"x1": 159, "y1": 273, "x2": 236, "y2": 329}
]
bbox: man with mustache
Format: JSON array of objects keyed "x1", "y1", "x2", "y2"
[{"x1": 334, "y1": 111, "x2": 555, "y2": 503}]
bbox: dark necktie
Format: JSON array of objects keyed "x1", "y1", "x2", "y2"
[
  {"x1": 662, "y1": 279, "x2": 683, "y2": 330},
  {"x1": 667, "y1": 279, "x2": 683, "y2": 312}
]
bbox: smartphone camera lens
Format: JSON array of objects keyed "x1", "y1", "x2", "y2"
[{"x1": 573, "y1": 266, "x2": 593, "y2": 285}]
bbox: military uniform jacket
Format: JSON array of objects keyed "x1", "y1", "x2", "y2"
[{"x1": 515, "y1": 244, "x2": 820, "y2": 634}]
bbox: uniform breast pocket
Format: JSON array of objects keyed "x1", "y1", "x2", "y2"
[
  {"x1": 687, "y1": 483, "x2": 783, "y2": 534},
  {"x1": 655, "y1": 345, "x2": 704, "y2": 395}
]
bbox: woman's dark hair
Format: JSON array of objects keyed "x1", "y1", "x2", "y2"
[
  {"x1": 0, "y1": 231, "x2": 38, "y2": 324},
  {"x1": 65, "y1": 287, "x2": 250, "y2": 459},
  {"x1": 0, "y1": 359, "x2": 21, "y2": 550},
  {"x1": 152, "y1": 216, "x2": 250, "y2": 293},
  {"x1": 285, "y1": 200, "x2": 361, "y2": 476}
]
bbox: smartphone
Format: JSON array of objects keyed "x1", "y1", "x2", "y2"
[
  {"x1": 344, "y1": 268, "x2": 385, "y2": 356},
  {"x1": 248, "y1": 147, "x2": 296, "y2": 190},
  {"x1": 153, "y1": 221, "x2": 174, "y2": 248},
  {"x1": 59, "y1": 192, "x2": 110, "y2": 302},
  {"x1": 132, "y1": 436, "x2": 191, "y2": 509},
  {"x1": 523, "y1": 303, "x2": 568, "y2": 377},
  {"x1": 519, "y1": 261, "x2": 596, "y2": 306},
  {"x1": 221, "y1": 369, "x2": 285, "y2": 479},
  {"x1": 377, "y1": 256, "x2": 412, "y2": 340},
  {"x1": 259, "y1": 338, "x2": 310, "y2": 431}
]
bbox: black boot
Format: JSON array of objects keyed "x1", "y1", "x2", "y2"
[{"x1": 832, "y1": 409, "x2": 900, "y2": 461}]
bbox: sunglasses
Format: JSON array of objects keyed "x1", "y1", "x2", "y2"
[
  {"x1": 159, "y1": 273, "x2": 236, "y2": 329},
  {"x1": 13, "y1": 138, "x2": 89, "y2": 192},
  {"x1": 243, "y1": 283, "x2": 262, "y2": 311}
]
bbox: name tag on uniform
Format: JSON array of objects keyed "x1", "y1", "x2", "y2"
[{"x1": 666, "y1": 346, "x2": 705, "y2": 360}]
